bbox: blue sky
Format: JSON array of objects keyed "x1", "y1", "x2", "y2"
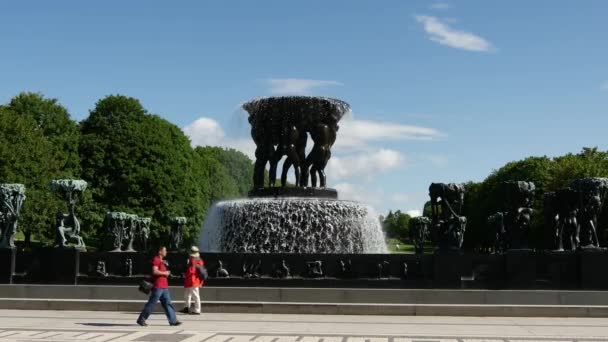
[{"x1": 1, "y1": 1, "x2": 608, "y2": 215}]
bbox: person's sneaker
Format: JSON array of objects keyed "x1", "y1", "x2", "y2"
[
  {"x1": 136, "y1": 320, "x2": 147, "y2": 327},
  {"x1": 179, "y1": 307, "x2": 189, "y2": 314},
  {"x1": 170, "y1": 321, "x2": 182, "y2": 326},
  {"x1": 189, "y1": 312, "x2": 201, "y2": 315}
]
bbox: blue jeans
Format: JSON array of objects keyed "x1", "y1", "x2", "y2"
[{"x1": 137, "y1": 288, "x2": 178, "y2": 324}]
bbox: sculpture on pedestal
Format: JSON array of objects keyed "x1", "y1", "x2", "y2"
[
  {"x1": 429, "y1": 183, "x2": 467, "y2": 252},
  {"x1": 124, "y1": 258, "x2": 133, "y2": 277},
  {"x1": 543, "y1": 192, "x2": 561, "y2": 251},
  {"x1": 306, "y1": 260, "x2": 324, "y2": 278},
  {"x1": 96, "y1": 261, "x2": 108, "y2": 277},
  {"x1": 243, "y1": 96, "x2": 348, "y2": 190},
  {"x1": 570, "y1": 178, "x2": 608, "y2": 249},
  {"x1": 556, "y1": 188, "x2": 580, "y2": 251},
  {"x1": 274, "y1": 259, "x2": 290, "y2": 278},
  {"x1": 216, "y1": 260, "x2": 230, "y2": 278},
  {"x1": 377, "y1": 260, "x2": 390, "y2": 279},
  {"x1": 488, "y1": 181, "x2": 535, "y2": 252},
  {"x1": 135, "y1": 217, "x2": 151, "y2": 251},
  {"x1": 169, "y1": 217, "x2": 187, "y2": 251},
  {"x1": 106, "y1": 212, "x2": 128, "y2": 252},
  {"x1": 337, "y1": 259, "x2": 353, "y2": 278},
  {"x1": 51, "y1": 179, "x2": 86, "y2": 250},
  {"x1": 0, "y1": 184, "x2": 26, "y2": 249},
  {"x1": 502, "y1": 181, "x2": 535, "y2": 250},
  {"x1": 124, "y1": 214, "x2": 138, "y2": 252},
  {"x1": 105, "y1": 212, "x2": 149, "y2": 252},
  {"x1": 409, "y1": 216, "x2": 430, "y2": 254},
  {"x1": 201, "y1": 96, "x2": 387, "y2": 254},
  {"x1": 487, "y1": 212, "x2": 506, "y2": 254},
  {"x1": 242, "y1": 259, "x2": 261, "y2": 278}
]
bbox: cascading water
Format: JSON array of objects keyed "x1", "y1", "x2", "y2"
[
  {"x1": 198, "y1": 96, "x2": 388, "y2": 254},
  {"x1": 199, "y1": 198, "x2": 387, "y2": 253}
]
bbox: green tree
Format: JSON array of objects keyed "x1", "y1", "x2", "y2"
[
  {"x1": 382, "y1": 210, "x2": 411, "y2": 240},
  {"x1": 194, "y1": 146, "x2": 254, "y2": 199},
  {"x1": 6, "y1": 92, "x2": 80, "y2": 175},
  {"x1": 0, "y1": 93, "x2": 80, "y2": 246},
  {"x1": 0, "y1": 108, "x2": 61, "y2": 245},
  {"x1": 461, "y1": 148, "x2": 608, "y2": 251},
  {"x1": 79, "y1": 95, "x2": 205, "y2": 248}
]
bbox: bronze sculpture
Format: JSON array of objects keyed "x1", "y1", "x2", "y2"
[
  {"x1": 556, "y1": 188, "x2": 580, "y2": 251},
  {"x1": 429, "y1": 183, "x2": 467, "y2": 252},
  {"x1": 51, "y1": 180, "x2": 86, "y2": 250},
  {"x1": 0, "y1": 184, "x2": 25, "y2": 249},
  {"x1": 543, "y1": 192, "x2": 561, "y2": 251},
  {"x1": 243, "y1": 96, "x2": 349, "y2": 192},
  {"x1": 570, "y1": 178, "x2": 608, "y2": 249},
  {"x1": 503, "y1": 181, "x2": 535, "y2": 250},
  {"x1": 169, "y1": 216, "x2": 187, "y2": 251},
  {"x1": 409, "y1": 216, "x2": 431, "y2": 254}
]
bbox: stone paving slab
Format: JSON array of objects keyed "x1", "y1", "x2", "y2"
[{"x1": 0, "y1": 310, "x2": 608, "y2": 341}]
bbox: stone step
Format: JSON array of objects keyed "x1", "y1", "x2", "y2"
[{"x1": 3, "y1": 285, "x2": 608, "y2": 305}]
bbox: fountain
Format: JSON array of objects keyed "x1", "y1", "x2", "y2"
[{"x1": 199, "y1": 96, "x2": 387, "y2": 254}]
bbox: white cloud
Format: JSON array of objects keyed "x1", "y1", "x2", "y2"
[
  {"x1": 406, "y1": 209, "x2": 422, "y2": 217},
  {"x1": 327, "y1": 148, "x2": 405, "y2": 181},
  {"x1": 335, "y1": 182, "x2": 383, "y2": 207},
  {"x1": 267, "y1": 78, "x2": 343, "y2": 94},
  {"x1": 415, "y1": 15, "x2": 493, "y2": 52},
  {"x1": 430, "y1": 2, "x2": 450, "y2": 10},
  {"x1": 183, "y1": 118, "x2": 225, "y2": 146},
  {"x1": 183, "y1": 117, "x2": 256, "y2": 159},
  {"x1": 335, "y1": 115, "x2": 444, "y2": 150}
]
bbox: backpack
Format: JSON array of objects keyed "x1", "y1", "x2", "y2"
[
  {"x1": 188, "y1": 257, "x2": 208, "y2": 281},
  {"x1": 195, "y1": 264, "x2": 208, "y2": 281}
]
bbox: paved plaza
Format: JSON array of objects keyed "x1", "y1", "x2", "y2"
[{"x1": 0, "y1": 310, "x2": 607, "y2": 342}]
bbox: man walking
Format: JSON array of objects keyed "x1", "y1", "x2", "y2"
[
  {"x1": 137, "y1": 246, "x2": 182, "y2": 327},
  {"x1": 181, "y1": 246, "x2": 205, "y2": 314}
]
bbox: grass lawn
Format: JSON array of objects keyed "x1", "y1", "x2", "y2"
[{"x1": 386, "y1": 238, "x2": 434, "y2": 254}]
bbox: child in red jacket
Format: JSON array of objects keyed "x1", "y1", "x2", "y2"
[{"x1": 181, "y1": 246, "x2": 204, "y2": 314}]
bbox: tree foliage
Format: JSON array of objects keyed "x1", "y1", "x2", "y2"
[
  {"x1": 0, "y1": 93, "x2": 255, "y2": 249},
  {"x1": 386, "y1": 148, "x2": 608, "y2": 251},
  {"x1": 461, "y1": 149, "x2": 608, "y2": 251},
  {"x1": 382, "y1": 210, "x2": 411, "y2": 240},
  {"x1": 0, "y1": 93, "x2": 78, "y2": 245}
]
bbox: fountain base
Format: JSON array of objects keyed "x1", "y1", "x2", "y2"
[
  {"x1": 200, "y1": 198, "x2": 387, "y2": 254},
  {"x1": 248, "y1": 187, "x2": 338, "y2": 199}
]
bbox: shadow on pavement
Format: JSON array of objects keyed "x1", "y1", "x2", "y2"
[{"x1": 77, "y1": 323, "x2": 138, "y2": 327}]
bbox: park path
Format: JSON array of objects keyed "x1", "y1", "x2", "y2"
[{"x1": 0, "y1": 310, "x2": 607, "y2": 341}]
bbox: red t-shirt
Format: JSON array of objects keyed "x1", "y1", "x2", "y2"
[{"x1": 152, "y1": 256, "x2": 169, "y2": 289}]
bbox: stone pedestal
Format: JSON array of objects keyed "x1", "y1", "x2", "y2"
[
  {"x1": 580, "y1": 249, "x2": 608, "y2": 289},
  {"x1": 0, "y1": 248, "x2": 16, "y2": 284},
  {"x1": 433, "y1": 251, "x2": 462, "y2": 287},
  {"x1": 536, "y1": 251, "x2": 578, "y2": 289},
  {"x1": 50, "y1": 248, "x2": 80, "y2": 285},
  {"x1": 505, "y1": 249, "x2": 536, "y2": 288}
]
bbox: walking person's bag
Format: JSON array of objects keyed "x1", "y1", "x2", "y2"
[{"x1": 138, "y1": 279, "x2": 154, "y2": 294}]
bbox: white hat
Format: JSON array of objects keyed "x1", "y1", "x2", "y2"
[{"x1": 190, "y1": 246, "x2": 200, "y2": 257}]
